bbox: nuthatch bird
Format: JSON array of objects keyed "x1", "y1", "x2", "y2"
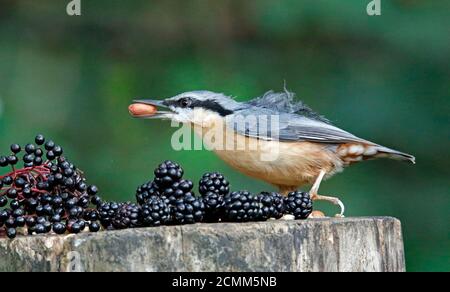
[{"x1": 132, "y1": 89, "x2": 415, "y2": 216}]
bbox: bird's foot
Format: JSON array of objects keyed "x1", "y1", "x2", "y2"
[
  {"x1": 308, "y1": 210, "x2": 326, "y2": 218},
  {"x1": 307, "y1": 170, "x2": 345, "y2": 217},
  {"x1": 310, "y1": 193, "x2": 345, "y2": 218}
]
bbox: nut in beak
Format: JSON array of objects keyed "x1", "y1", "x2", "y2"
[
  {"x1": 129, "y1": 99, "x2": 172, "y2": 119},
  {"x1": 128, "y1": 103, "x2": 157, "y2": 118}
]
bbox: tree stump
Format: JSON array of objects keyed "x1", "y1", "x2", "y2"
[{"x1": 0, "y1": 217, "x2": 405, "y2": 272}]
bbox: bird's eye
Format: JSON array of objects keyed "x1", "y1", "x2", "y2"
[{"x1": 179, "y1": 97, "x2": 192, "y2": 108}]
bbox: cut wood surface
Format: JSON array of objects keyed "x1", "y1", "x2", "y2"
[{"x1": 0, "y1": 217, "x2": 405, "y2": 272}]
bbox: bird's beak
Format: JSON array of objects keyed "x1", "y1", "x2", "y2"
[
  {"x1": 131, "y1": 99, "x2": 174, "y2": 119},
  {"x1": 133, "y1": 99, "x2": 165, "y2": 107}
]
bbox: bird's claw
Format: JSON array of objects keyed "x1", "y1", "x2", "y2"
[{"x1": 310, "y1": 193, "x2": 346, "y2": 218}]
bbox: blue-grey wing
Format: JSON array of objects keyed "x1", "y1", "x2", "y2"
[{"x1": 226, "y1": 109, "x2": 368, "y2": 144}]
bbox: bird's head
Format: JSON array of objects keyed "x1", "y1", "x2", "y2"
[{"x1": 134, "y1": 91, "x2": 242, "y2": 125}]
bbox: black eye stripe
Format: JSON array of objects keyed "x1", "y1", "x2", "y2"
[
  {"x1": 164, "y1": 98, "x2": 233, "y2": 116},
  {"x1": 191, "y1": 100, "x2": 233, "y2": 116}
]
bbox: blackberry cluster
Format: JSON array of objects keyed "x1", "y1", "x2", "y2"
[
  {"x1": 136, "y1": 181, "x2": 160, "y2": 205},
  {"x1": 202, "y1": 191, "x2": 225, "y2": 222},
  {"x1": 162, "y1": 179, "x2": 195, "y2": 206},
  {"x1": 198, "y1": 172, "x2": 230, "y2": 222},
  {"x1": 136, "y1": 162, "x2": 194, "y2": 205},
  {"x1": 284, "y1": 191, "x2": 313, "y2": 219},
  {"x1": 257, "y1": 192, "x2": 285, "y2": 220},
  {"x1": 154, "y1": 160, "x2": 183, "y2": 189},
  {"x1": 172, "y1": 193, "x2": 205, "y2": 224},
  {"x1": 112, "y1": 203, "x2": 141, "y2": 230},
  {"x1": 102, "y1": 161, "x2": 195, "y2": 231},
  {"x1": 141, "y1": 196, "x2": 170, "y2": 227},
  {"x1": 0, "y1": 135, "x2": 102, "y2": 238},
  {"x1": 199, "y1": 172, "x2": 230, "y2": 196},
  {"x1": 223, "y1": 191, "x2": 261, "y2": 222},
  {"x1": 97, "y1": 201, "x2": 121, "y2": 229},
  {"x1": 135, "y1": 160, "x2": 205, "y2": 225},
  {"x1": 136, "y1": 162, "x2": 314, "y2": 224}
]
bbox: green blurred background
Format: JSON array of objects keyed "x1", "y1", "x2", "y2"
[{"x1": 0, "y1": 0, "x2": 448, "y2": 271}]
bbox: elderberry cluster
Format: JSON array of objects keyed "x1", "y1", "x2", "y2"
[{"x1": 0, "y1": 135, "x2": 102, "y2": 238}]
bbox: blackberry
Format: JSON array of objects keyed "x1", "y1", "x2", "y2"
[
  {"x1": 97, "y1": 202, "x2": 120, "y2": 228},
  {"x1": 154, "y1": 160, "x2": 183, "y2": 189},
  {"x1": 111, "y1": 203, "x2": 141, "y2": 230},
  {"x1": 199, "y1": 172, "x2": 230, "y2": 196},
  {"x1": 136, "y1": 181, "x2": 160, "y2": 205},
  {"x1": 284, "y1": 191, "x2": 313, "y2": 219},
  {"x1": 162, "y1": 179, "x2": 194, "y2": 206},
  {"x1": 141, "y1": 197, "x2": 171, "y2": 227},
  {"x1": 257, "y1": 192, "x2": 285, "y2": 220},
  {"x1": 202, "y1": 191, "x2": 225, "y2": 222},
  {"x1": 172, "y1": 194, "x2": 205, "y2": 224},
  {"x1": 223, "y1": 191, "x2": 260, "y2": 222}
]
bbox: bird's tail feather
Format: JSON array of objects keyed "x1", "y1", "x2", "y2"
[{"x1": 375, "y1": 146, "x2": 416, "y2": 164}]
